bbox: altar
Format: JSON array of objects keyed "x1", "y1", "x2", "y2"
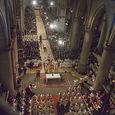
[{"x1": 45, "y1": 74, "x2": 61, "y2": 83}]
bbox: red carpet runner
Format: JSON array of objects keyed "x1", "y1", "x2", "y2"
[{"x1": 52, "y1": 95, "x2": 59, "y2": 115}]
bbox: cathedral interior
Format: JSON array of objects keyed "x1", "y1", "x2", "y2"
[{"x1": 0, "y1": 0, "x2": 115, "y2": 115}]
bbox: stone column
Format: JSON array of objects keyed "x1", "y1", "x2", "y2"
[
  {"x1": 94, "y1": 46, "x2": 115, "y2": 91},
  {"x1": 70, "y1": 0, "x2": 85, "y2": 50},
  {"x1": 59, "y1": 8, "x2": 66, "y2": 32},
  {"x1": 78, "y1": 28, "x2": 92, "y2": 73},
  {"x1": 11, "y1": 28, "x2": 19, "y2": 88},
  {"x1": 11, "y1": 28, "x2": 18, "y2": 64},
  {"x1": 0, "y1": 50, "x2": 15, "y2": 95},
  {"x1": 56, "y1": 0, "x2": 60, "y2": 18},
  {"x1": 71, "y1": 16, "x2": 82, "y2": 50},
  {"x1": 97, "y1": 15, "x2": 106, "y2": 52},
  {"x1": 20, "y1": 0, "x2": 25, "y2": 33}
]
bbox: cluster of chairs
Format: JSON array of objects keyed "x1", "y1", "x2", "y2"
[
  {"x1": 24, "y1": 6, "x2": 37, "y2": 35},
  {"x1": 31, "y1": 94, "x2": 55, "y2": 115},
  {"x1": 23, "y1": 41, "x2": 40, "y2": 60}
]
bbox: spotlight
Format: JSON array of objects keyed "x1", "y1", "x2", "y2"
[
  {"x1": 49, "y1": 23, "x2": 57, "y2": 29},
  {"x1": 46, "y1": 16, "x2": 48, "y2": 19},
  {"x1": 50, "y1": 1, "x2": 54, "y2": 6},
  {"x1": 66, "y1": 23, "x2": 68, "y2": 25},
  {"x1": 70, "y1": 10, "x2": 73, "y2": 13},
  {"x1": 32, "y1": 0, "x2": 37, "y2": 5},
  {"x1": 58, "y1": 40, "x2": 64, "y2": 45},
  {"x1": 47, "y1": 22, "x2": 50, "y2": 25},
  {"x1": 81, "y1": 16, "x2": 84, "y2": 19},
  {"x1": 49, "y1": 24, "x2": 54, "y2": 29}
]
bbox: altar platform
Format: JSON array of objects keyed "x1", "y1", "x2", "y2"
[{"x1": 45, "y1": 73, "x2": 61, "y2": 83}]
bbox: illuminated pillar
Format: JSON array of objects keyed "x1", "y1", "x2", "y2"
[
  {"x1": 71, "y1": 15, "x2": 82, "y2": 50},
  {"x1": 11, "y1": 27, "x2": 19, "y2": 88},
  {"x1": 97, "y1": 15, "x2": 106, "y2": 52},
  {"x1": 94, "y1": 46, "x2": 115, "y2": 90},
  {"x1": 78, "y1": 28, "x2": 92, "y2": 73}
]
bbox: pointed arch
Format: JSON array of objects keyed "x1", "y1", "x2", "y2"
[
  {"x1": 0, "y1": 9, "x2": 9, "y2": 48},
  {"x1": 7, "y1": 0, "x2": 14, "y2": 27},
  {"x1": 89, "y1": 4, "x2": 105, "y2": 30}
]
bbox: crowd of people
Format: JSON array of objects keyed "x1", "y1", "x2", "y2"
[
  {"x1": 55, "y1": 82, "x2": 107, "y2": 115},
  {"x1": 6, "y1": 84, "x2": 55, "y2": 115},
  {"x1": 24, "y1": 6, "x2": 37, "y2": 35},
  {"x1": 6, "y1": 81, "x2": 109, "y2": 115},
  {"x1": 48, "y1": 36, "x2": 80, "y2": 60},
  {"x1": 23, "y1": 41, "x2": 40, "y2": 60},
  {"x1": 58, "y1": 58, "x2": 78, "y2": 68},
  {"x1": 31, "y1": 94, "x2": 55, "y2": 115},
  {"x1": 43, "y1": 56, "x2": 58, "y2": 73},
  {"x1": 40, "y1": 8, "x2": 80, "y2": 60},
  {"x1": 7, "y1": 84, "x2": 35, "y2": 115}
]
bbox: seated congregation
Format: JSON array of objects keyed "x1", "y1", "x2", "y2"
[{"x1": 6, "y1": 81, "x2": 110, "y2": 115}]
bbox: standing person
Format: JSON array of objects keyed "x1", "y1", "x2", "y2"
[
  {"x1": 53, "y1": 59, "x2": 58, "y2": 72},
  {"x1": 18, "y1": 67, "x2": 22, "y2": 76},
  {"x1": 0, "y1": 83, "x2": 4, "y2": 96},
  {"x1": 23, "y1": 66, "x2": 27, "y2": 75},
  {"x1": 35, "y1": 69, "x2": 40, "y2": 82},
  {"x1": 39, "y1": 35, "x2": 42, "y2": 44}
]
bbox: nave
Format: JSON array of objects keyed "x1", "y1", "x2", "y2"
[
  {"x1": 6, "y1": 9, "x2": 114, "y2": 115},
  {"x1": 0, "y1": 0, "x2": 115, "y2": 115}
]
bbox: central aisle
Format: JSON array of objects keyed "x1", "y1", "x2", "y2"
[{"x1": 35, "y1": 10, "x2": 54, "y2": 73}]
